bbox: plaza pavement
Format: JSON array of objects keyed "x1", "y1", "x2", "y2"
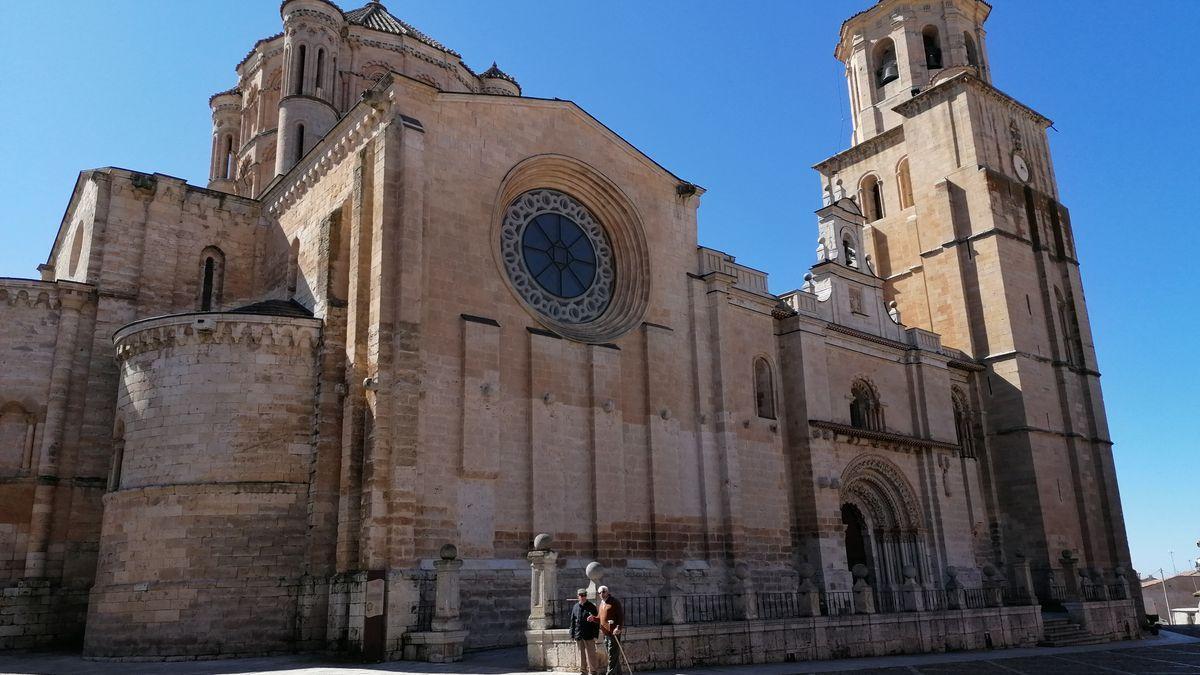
[{"x1": 1, "y1": 629, "x2": 1198, "y2": 675}]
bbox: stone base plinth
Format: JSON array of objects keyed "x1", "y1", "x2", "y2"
[{"x1": 402, "y1": 630, "x2": 468, "y2": 662}]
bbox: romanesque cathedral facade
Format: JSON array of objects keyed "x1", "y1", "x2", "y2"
[{"x1": 0, "y1": 0, "x2": 1135, "y2": 662}]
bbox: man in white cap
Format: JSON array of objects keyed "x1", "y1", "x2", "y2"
[{"x1": 596, "y1": 585, "x2": 625, "y2": 675}]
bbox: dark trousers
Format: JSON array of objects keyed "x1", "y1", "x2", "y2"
[{"x1": 604, "y1": 634, "x2": 621, "y2": 675}]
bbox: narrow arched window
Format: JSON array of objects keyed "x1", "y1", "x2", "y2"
[
  {"x1": 874, "y1": 38, "x2": 899, "y2": 87},
  {"x1": 315, "y1": 48, "x2": 325, "y2": 92},
  {"x1": 896, "y1": 157, "x2": 914, "y2": 210},
  {"x1": 68, "y1": 226, "x2": 84, "y2": 276},
  {"x1": 842, "y1": 235, "x2": 858, "y2": 268},
  {"x1": 753, "y1": 358, "x2": 776, "y2": 419},
  {"x1": 197, "y1": 246, "x2": 225, "y2": 311},
  {"x1": 922, "y1": 26, "x2": 943, "y2": 69},
  {"x1": 859, "y1": 174, "x2": 884, "y2": 222},
  {"x1": 294, "y1": 45, "x2": 307, "y2": 95},
  {"x1": 287, "y1": 238, "x2": 300, "y2": 294},
  {"x1": 964, "y1": 33, "x2": 979, "y2": 68},
  {"x1": 952, "y1": 388, "x2": 976, "y2": 458},
  {"x1": 201, "y1": 258, "x2": 216, "y2": 310},
  {"x1": 108, "y1": 420, "x2": 125, "y2": 492},
  {"x1": 850, "y1": 380, "x2": 883, "y2": 431},
  {"x1": 223, "y1": 135, "x2": 234, "y2": 180},
  {"x1": 295, "y1": 124, "x2": 305, "y2": 164},
  {"x1": 0, "y1": 402, "x2": 35, "y2": 476}
]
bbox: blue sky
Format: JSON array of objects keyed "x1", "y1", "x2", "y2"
[{"x1": 1, "y1": 1, "x2": 1196, "y2": 580}]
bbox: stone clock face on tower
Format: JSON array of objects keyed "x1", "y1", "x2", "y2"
[
  {"x1": 500, "y1": 189, "x2": 615, "y2": 324},
  {"x1": 1012, "y1": 153, "x2": 1030, "y2": 182}
]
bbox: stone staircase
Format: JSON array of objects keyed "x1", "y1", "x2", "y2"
[{"x1": 1039, "y1": 616, "x2": 1109, "y2": 647}]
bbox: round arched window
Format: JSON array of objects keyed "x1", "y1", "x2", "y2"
[{"x1": 501, "y1": 189, "x2": 614, "y2": 324}]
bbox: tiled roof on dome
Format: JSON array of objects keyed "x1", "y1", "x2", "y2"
[
  {"x1": 229, "y1": 298, "x2": 314, "y2": 318},
  {"x1": 344, "y1": 1, "x2": 460, "y2": 57},
  {"x1": 479, "y1": 62, "x2": 519, "y2": 86},
  {"x1": 208, "y1": 87, "x2": 241, "y2": 104}
]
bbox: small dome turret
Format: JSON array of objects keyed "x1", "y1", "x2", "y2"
[
  {"x1": 479, "y1": 62, "x2": 521, "y2": 96},
  {"x1": 208, "y1": 88, "x2": 242, "y2": 192}
]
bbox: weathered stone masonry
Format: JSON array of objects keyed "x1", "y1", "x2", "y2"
[{"x1": 0, "y1": 0, "x2": 1136, "y2": 662}]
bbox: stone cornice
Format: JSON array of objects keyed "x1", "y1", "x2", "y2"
[
  {"x1": 113, "y1": 312, "x2": 322, "y2": 363},
  {"x1": 263, "y1": 81, "x2": 398, "y2": 215},
  {"x1": 0, "y1": 278, "x2": 95, "y2": 310},
  {"x1": 893, "y1": 71, "x2": 1051, "y2": 128},
  {"x1": 813, "y1": 125, "x2": 904, "y2": 175},
  {"x1": 809, "y1": 419, "x2": 960, "y2": 453}
]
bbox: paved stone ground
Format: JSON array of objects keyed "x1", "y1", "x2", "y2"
[{"x1": 1, "y1": 630, "x2": 1199, "y2": 675}]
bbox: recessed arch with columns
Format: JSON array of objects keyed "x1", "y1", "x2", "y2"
[{"x1": 838, "y1": 453, "x2": 929, "y2": 589}]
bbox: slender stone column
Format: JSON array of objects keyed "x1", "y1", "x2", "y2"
[
  {"x1": 660, "y1": 562, "x2": 686, "y2": 625},
  {"x1": 982, "y1": 564, "x2": 1004, "y2": 607},
  {"x1": 900, "y1": 565, "x2": 925, "y2": 612},
  {"x1": 527, "y1": 534, "x2": 557, "y2": 630},
  {"x1": 852, "y1": 564, "x2": 875, "y2": 614},
  {"x1": 796, "y1": 563, "x2": 822, "y2": 617},
  {"x1": 432, "y1": 544, "x2": 464, "y2": 632},
  {"x1": 1060, "y1": 550, "x2": 1081, "y2": 600},
  {"x1": 734, "y1": 562, "x2": 758, "y2": 620},
  {"x1": 24, "y1": 287, "x2": 88, "y2": 578},
  {"x1": 1010, "y1": 551, "x2": 1039, "y2": 605},
  {"x1": 1113, "y1": 567, "x2": 1130, "y2": 600},
  {"x1": 944, "y1": 566, "x2": 966, "y2": 610}
]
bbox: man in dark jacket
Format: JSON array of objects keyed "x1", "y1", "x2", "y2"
[
  {"x1": 569, "y1": 589, "x2": 600, "y2": 675},
  {"x1": 597, "y1": 585, "x2": 625, "y2": 675}
]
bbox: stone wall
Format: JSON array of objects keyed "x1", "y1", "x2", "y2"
[
  {"x1": 83, "y1": 313, "x2": 321, "y2": 658},
  {"x1": 528, "y1": 605, "x2": 1044, "y2": 671}
]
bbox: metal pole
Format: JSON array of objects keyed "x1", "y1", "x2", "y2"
[{"x1": 1161, "y1": 568, "x2": 1173, "y2": 626}]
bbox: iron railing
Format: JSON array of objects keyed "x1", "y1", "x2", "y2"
[
  {"x1": 412, "y1": 603, "x2": 434, "y2": 631},
  {"x1": 683, "y1": 593, "x2": 739, "y2": 623},
  {"x1": 822, "y1": 590, "x2": 856, "y2": 616},
  {"x1": 530, "y1": 581, "x2": 1126, "y2": 631}
]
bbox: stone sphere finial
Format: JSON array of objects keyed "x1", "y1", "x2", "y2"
[
  {"x1": 586, "y1": 561, "x2": 605, "y2": 583},
  {"x1": 1060, "y1": 549, "x2": 1076, "y2": 563},
  {"x1": 902, "y1": 565, "x2": 918, "y2": 581},
  {"x1": 852, "y1": 563, "x2": 869, "y2": 580},
  {"x1": 660, "y1": 561, "x2": 679, "y2": 581},
  {"x1": 982, "y1": 563, "x2": 997, "y2": 579},
  {"x1": 945, "y1": 565, "x2": 958, "y2": 580},
  {"x1": 533, "y1": 533, "x2": 553, "y2": 551},
  {"x1": 734, "y1": 562, "x2": 750, "y2": 581},
  {"x1": 439, "y1": 543, "x2": 458, "y2": 561}
]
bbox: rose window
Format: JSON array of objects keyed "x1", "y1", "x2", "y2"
[{"x1": 500, "y1": 189, "x2": 614, "y2": 324}]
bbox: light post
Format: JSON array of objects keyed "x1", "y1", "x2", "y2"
[{"x1": 1161, "y1": 568, "x2": 1173, "y2": 626}]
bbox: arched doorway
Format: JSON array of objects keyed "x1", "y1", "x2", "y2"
[
  {"x1": 841, "y1": 503, "x2": 872, "y2": 579},
  {"x1": 839, "y1": 454, "x2": 927, "y2": 590}
]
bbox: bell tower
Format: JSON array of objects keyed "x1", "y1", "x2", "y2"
[
  {"x1": 837, "y1": 0, "x2": 991, "y2": 144},
  {"x1": 818, "y1": 0, "x2": 1134, "y2": 593}
]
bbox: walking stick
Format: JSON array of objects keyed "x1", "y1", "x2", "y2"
[{"x1": 610, "y1": 624, "x2": 634, "y2": 674}]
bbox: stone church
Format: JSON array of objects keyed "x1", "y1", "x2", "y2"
[{"x1": 0, "y1": 0, "x2": 1134, "y2": 662}]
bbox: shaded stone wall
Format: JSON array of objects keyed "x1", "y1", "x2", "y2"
[{"x1": 83, "y1": 313, "x2": 321, "y2": 658}]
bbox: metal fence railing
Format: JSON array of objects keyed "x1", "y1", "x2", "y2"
[
  {"x1": 822, "y1": 590, "x2": 856, "y2": 616},
  {"x1": 962, "y1": 587, "x2": 989, "y2": 609},
  {"x1": 683, "y1": 593, "x2": 739, "y2": 623},
  {"x1": 412, "y1": 603, "x2": 434, "y2": 631},
  {"x1": 530, "y1": 579, "x2": 1125, "y2": 631}
]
